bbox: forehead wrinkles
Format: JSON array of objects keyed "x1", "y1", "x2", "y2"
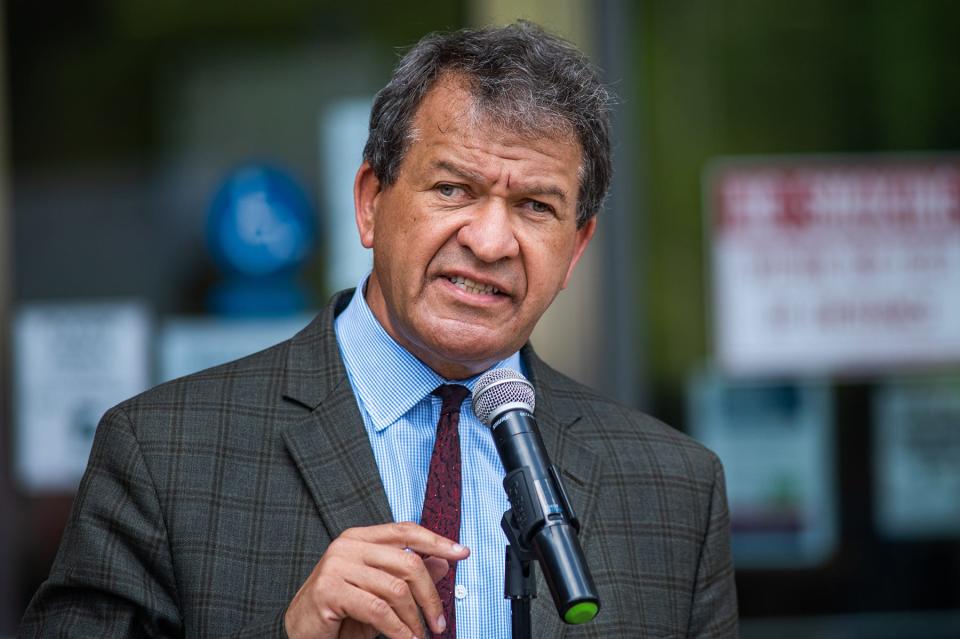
[
  {"x1": 464, "y1": 84, "x2": 586, "y2": 186},
  {"x1": 422, "y1": 133, "x2": 578, "y2": 211},
  {"x1": 414, "y1": 121, "x2": 583, "y2": 194}
]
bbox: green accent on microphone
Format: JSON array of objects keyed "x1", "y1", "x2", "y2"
[{"x1": 564, "y1": 601, "x2": 599, "y2": 624}]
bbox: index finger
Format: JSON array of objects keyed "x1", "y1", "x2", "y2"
[{"x1": 342, "y1": 522, "x2": 470, "y2": 560}]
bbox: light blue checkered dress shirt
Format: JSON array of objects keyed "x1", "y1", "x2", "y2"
[{"x1": 334, "y1": 280, "x2": 516, "y2": 638}]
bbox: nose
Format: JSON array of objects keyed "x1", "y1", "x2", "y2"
[{"x1": 456, "y1": 198, "x2": 520, "y2": 263}]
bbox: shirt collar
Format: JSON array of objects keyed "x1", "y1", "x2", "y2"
[{"x1": 334, "y1": 275, "x2": 522, "y2": 431}]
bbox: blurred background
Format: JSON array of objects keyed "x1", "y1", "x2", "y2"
[{"x1": 2, "y1": 1, "x2": 960, "y2": 637}]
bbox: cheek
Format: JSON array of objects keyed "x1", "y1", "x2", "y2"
[
  {"x1": 524, "y1": 245, "x2": 574, "y2": 299},
  {"x1": 392, "y1": 206, "x2": 436, "y2": 250}
]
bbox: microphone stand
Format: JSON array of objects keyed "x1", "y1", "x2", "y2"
[{"x1": 501, "y1": 511, "x2": 535, "y2": 639}]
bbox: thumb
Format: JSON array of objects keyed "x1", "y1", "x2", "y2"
[
  {"x1": 339, "y1": 618, "x2": 378, "y2": 639},
  {"x1": 423, "y1": 556, "x2": 450, "y2": 583}
]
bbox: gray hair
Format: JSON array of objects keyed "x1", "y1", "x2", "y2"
[{"x1": 362, "y1": 21, "x2": 613, "y2": 227}]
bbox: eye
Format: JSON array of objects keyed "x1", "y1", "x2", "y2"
[
  {"x1": 524, "y1": 199, "x2": 554, "y2": 215},
  {"x1": 531, "y1": 200, "x2": 550, "y2": 213},
  {"x1": 436, "y1": 183, "x2": 463, "y2": 198}
]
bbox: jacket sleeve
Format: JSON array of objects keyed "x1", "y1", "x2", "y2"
[
  {"x1": 20, "y1": 405, "x2": 296, "y2": 638},
  {"x1": 19, "y1": 406, "x2": 184, "y2": 637},
  {"x1": 687, "y1": 454, "x2": 739, "y2": 638}
]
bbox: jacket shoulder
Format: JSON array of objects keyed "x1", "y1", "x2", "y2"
[
  {"x1": 118, "y1": 337, "x2": 294, "y2": 415},
  {"x1": 116, "y1": 290, "x2": 354, "y2": 421},
  {"x1": 531, "y1": 356, "x2": 721, "y2": 480}
]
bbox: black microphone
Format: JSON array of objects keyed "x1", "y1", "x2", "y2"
[{"x1": 473, "y1": 368, "x2": 600, "y2": 625}]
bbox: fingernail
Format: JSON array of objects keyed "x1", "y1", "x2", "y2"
[
  {"x1": 452, "y1": 543, "x2": 465, "y2": 553},
  {"x1": 437, "y1": 614, "x2": 447, "y2": 631}
]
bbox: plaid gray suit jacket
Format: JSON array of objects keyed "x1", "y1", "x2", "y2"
[{"x1": 21, "y1": 291, "x2": 738, "y2": 638}]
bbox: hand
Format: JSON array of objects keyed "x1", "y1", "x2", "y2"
[{"x1": 284, "y1": 522, "x2": 470, "y2": 639}]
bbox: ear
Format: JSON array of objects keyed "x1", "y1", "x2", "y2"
[
  {"x1": 561, "y1": 217, "x2": 597, "y2": 289},
  {"x1": 354, "y1": 161, "x2": 381, "y2": 249}
]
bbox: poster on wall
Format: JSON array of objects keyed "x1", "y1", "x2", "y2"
[
  {"x1": 874, "y1": 378, "x2": 960, "y2": 539},
  {"x1": 13, "y1": 302, "x2": 151, "y2": 493},
  {"x1": 159, "y1": 314, "x2": 315, "y2": 382},
  {"x1": 707, "y1": 156, "x2": 960, "y2": 376},
  {"x1": 687, "y1": 372, "x2": 836, "y2": 568}
]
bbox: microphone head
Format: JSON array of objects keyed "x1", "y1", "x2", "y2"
[{"x1": 473, "y1": 368, "x2": 535, "y2": 426}]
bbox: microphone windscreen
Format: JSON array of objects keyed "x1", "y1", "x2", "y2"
[{"x1": 473, "y1": 368, "x2": 535, "y2": 425}]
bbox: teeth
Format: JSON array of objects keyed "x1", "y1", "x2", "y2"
[{"x1": 449, "y1": 275, "x2": 500, "y2": 295}]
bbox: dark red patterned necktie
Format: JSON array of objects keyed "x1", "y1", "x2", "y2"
[{"x1": 421, "y1": 384, "x2": 469, "y2": 639}]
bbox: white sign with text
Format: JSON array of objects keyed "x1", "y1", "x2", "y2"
[
  {"x1": 708, "y1": 157, "x2": 960, "y2": 375},
  {"x1": 14, "y1": 302, "x2": 151, "y2": 492}
]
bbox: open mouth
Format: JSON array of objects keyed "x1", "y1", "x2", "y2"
[{"x1": 448, "y1": 275, "x2": 501, "y2": 296}]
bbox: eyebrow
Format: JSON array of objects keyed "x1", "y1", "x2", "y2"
[{"x1": 432, "y1": 159, "x2": 569, "y2": 204}]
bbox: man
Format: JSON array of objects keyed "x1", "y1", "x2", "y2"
[{"x1": 22, "y1": 22, "x2": 737, "y2": 638}]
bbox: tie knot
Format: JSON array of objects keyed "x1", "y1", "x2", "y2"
[{"x1": 433, "y1": 384, "x2": 470, "y2": 415}]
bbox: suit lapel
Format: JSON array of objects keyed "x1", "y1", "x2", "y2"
[
  {"x1": 282, "y1": 385, "x2": 394, "y2": 537},
  {"x1": 280, "y1": 290, "x2": 393, "y2": 538},
  {"x1": 524, "y1": 348, "x2": 602, "y2": 638}
]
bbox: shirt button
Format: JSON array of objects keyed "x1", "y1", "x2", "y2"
[{"x1": 454, "y1": 584, "x2": 467, "y2": 600}]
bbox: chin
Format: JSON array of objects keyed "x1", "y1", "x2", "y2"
[
  {"x1": 424, "y1": 334, "x2": 516, "y2": 372},
  {"x1": 410, "y1": 315, "x2": 526, "y2": 370},
  {"x1": 435, "y1": 340, "x2": 506, "y2": 363}
]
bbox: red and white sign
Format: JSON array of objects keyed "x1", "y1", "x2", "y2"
[{"x1": 708, "y1": 157, "x2": 960, "y2": 376}]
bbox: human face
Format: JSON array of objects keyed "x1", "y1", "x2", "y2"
[{"x1": 354, "y1": 76, "x2": 596, "y2": 379}]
